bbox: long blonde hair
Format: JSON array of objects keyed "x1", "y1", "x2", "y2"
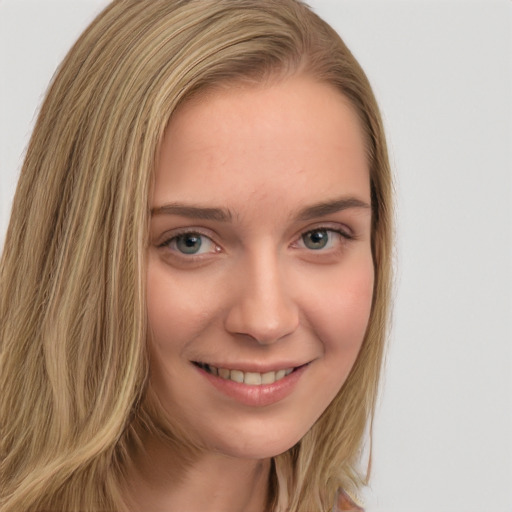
[{"x1": 0, "y1": 1, "x2": 393, "y2": 510}]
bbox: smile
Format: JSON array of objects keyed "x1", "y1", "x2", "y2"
[
  {"x1": 194, "y1": 362, "x2": 294, "y2": 385},
  {"x1": 193, "y1": 361, "x2": 310, "y2": 407}
]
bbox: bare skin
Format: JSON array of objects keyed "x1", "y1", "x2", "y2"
[
  {"x1": 125, "y1": 74, "x2": 372, "y2": 511},
  {"x1": 125, "y1": 432, "x2": 271, "y2": 512}
]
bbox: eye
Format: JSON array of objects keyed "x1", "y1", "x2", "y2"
[
  {"x1": 299, "y1": 228, "x2": 349, "y2": 251},
  {"x1": 161, "y1": 232, "x2": 218, "y2": 256},
  {"x1": 302, "y1": 229, "x2": 329, "y2": 250}
]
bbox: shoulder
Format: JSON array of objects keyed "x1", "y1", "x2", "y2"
[{"x1": 335, "y1": 489, "x2": 364, "y2": 512}]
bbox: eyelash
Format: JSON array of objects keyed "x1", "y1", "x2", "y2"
[
  {"x1": 294, "y1": 226, "x2": 354, "y2": 251},
  {"x1": 158, "y1": 229, "x2": 219, "y2": 256},
  {"x1": 158, "y1": 225, "x2": 354, "y2": 258}
]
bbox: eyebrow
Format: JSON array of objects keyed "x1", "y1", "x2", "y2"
[
  {"x1": 295, "y1": 197, "x2": 371, "y2": 221},
  {"x1": 151, "y1": 203, "x2": 233, "y2": 222},
  {"x1": 150, "y1": 196, "x2": 370, "y2": 222}
]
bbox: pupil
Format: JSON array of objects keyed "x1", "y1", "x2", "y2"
[
  {"x1": 304, "y1": 230, "x2": 328, "y2": 250},
  {"x1": 177, "y1": 234, "x2": 202, "y2": 254}
]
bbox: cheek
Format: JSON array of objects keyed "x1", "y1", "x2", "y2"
[
  {"x1": 303, "y1": 259, "x2": 374, "y2": 408},
  {"x1": 146, "y1": 269, "x2": 180, "y2": 353},
  {"x1": 304, "y1": 256, "x2": 374, "y2": 357},
  {"x1": 146, "y1": 259, "x2": 217, "y2": 353}
]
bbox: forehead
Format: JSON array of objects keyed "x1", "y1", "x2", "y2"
[{"x1": 152, "y1": 74, "x2": 370, "y2": 214}]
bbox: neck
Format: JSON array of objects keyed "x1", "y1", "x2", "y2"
[{"x1": 123, "y1": 431, "x2": 272, "y2": 512}]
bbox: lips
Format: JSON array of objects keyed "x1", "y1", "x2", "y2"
[
  {"x1": 194, "y1": 362, "x2": 294, "y2": 385},
  {"x1": 192, "y1": 361, "x2": 309, "y2": 406}
]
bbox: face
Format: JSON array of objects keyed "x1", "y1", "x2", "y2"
[{"x1": 147, "y1": 74, "x2": 374, "y2": 460}]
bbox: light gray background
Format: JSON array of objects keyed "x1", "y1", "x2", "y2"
[{"x1": 1, "y1": 1, "x2": 511, "y2": 511}]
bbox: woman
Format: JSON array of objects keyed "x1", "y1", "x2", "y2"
[{"x1": 0, "y1": 1, "x2": 393, "y2": 511}]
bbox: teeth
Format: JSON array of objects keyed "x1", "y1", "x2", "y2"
[
  {"x1": 230, "y1": 370, "x2": 244, "y2": 383},
  {"x1": 218, "y1": 368, "x2": 230, "y2": 379},
  {"x1": 275, "y1": 369, "x2": 286, "y2": 380},
  {"x1": 261, "y1": 371, "x2": 276, "y2": 384},
  {"x1": 202, "y1": 364, "x2": 295, "y2": 386},
  {"x1": 244, "y1": 372, "x2": 262, "y2": 385}
]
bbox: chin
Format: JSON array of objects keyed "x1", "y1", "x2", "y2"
[
  {"x1": 203, "y1": 418, "x2": 311, "y2": 460},
  {"x1": 213, "y1": 439, "x2": 298, "y2": 460}
]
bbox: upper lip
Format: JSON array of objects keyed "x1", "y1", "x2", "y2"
[{"x1": 192, "y1": 360, "x2": 312, "y2": 373}]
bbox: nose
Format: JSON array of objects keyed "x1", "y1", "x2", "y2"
[{"x1": 224, "y1": 252, "x2": 299, "y2": 345}]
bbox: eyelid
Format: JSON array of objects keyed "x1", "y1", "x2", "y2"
[
  {"x1": 155, "y1": 222, "x2": 355, "y2": 257},
  {"x1": 299, "y1": 222, "x2": 354, "y2": 240},
  {"x1": 157, "y1": 228, "x2": 221, "y2": 255},
  {"x1": 157, "y1": 226, "x2": 215, "y2": 244},
  {"x1": 291, "y1": 223, "x2": 355, "y2": 252}
]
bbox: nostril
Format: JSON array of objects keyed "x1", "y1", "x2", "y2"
[
  {"x1": 224, "y1": 304, "x2": 299, "y2": 345},
  {"x1": 222, "y1": 262, "x2": 299, "y2": 344}
]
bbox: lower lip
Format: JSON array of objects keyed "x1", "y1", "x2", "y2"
[{"x1": 196, "y1": 364, "x2": 308, "y2": 407}]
